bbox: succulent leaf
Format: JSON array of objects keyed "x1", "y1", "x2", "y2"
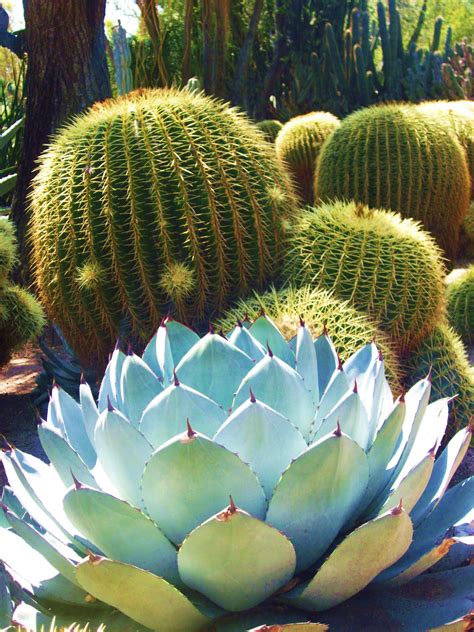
[
  {"x1": 75, "y1": 557, "x2": 210, "y2": 631},
  {"x1": 120, "y1": 353, "x2": 163, "y2": 426},
  {"x1": 178, "y1": 507, "x2": 296, "y2": 611},
  {"x1": 249, "y1": 314, "x2": 296, "y2": 367},
  {"x1": 266, "y1": 434, "x2": 369, "y2": 572},
  {"x1": 141, "y1": 432, "x2": 266, "y2": 544}
]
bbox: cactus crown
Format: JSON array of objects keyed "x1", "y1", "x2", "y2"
[
  {"x1": 275, "y1": 111, "x2": 340, "y2": 206},
  {"x1": 314, "y1": 103, "x2": 470, "y2": 260},
  {"x1": 29, "y1": 88, "x2": 297, "y2": 364},
  {"x1": 283, "y1": 201, "x2": 446, "y2": 350}
]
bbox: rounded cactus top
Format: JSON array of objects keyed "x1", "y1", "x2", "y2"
[
  {"x1": 275, "y1": 111, "x2": 340, "y2": 205},
  {"x1": 314, "y1": 103, "x2": 470, "y2": 260},
  {"x1": 29, "y1": 88, "x2": 298, "y2": 364}
]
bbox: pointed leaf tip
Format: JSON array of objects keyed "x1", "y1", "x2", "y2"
[
  {"x1": 173, "y1": 370, "x2": 180, "y2": 387},
  {"x1": 236, "y1": 317, "x2": 243, "y2": 328},
  {"x1": 159, "y1": 315, "x2": 166, "y2": 327},
  {"x1": 391, "y1": 498, "x2": 404, "y2": 515},
  {"x1": 70, "y1": 470, "x2": 83, "y2": 490},
  {"x1": 217, "y1": 496, "x2": 238, "y2": 521},
  {"x1": 114, "y1": 339, "x2": 120, "y2": 351},
  {"x1": 249, "y1": 387, "x2": 257, "y2": 403},
  {"x1": 127, "y1": 343, "x2": 134, "y2": 356},
  {"x1": 107, "y1": 395, "x2": 115, "y2": 412},
  {"x1": 186, "y1": 418, "x2": 196, "y2": 438},
  {"x1": 399, "y1": 391, "x2": 406, "y2": 403},
  {"x1": 378, "y1": 347, "x2": 383, "y2": 362},
  {"x1": 243, "y1": 312, "x2": 250, "y2": 322},
  {"x1": 299, "y1": 314, "x2": 305, "y2": 327},
  {"x1": 353, "y1": 380, "x2": 358, "y2": 394},
  {"x1": 87, "y1": 551, "x2": 103, "y2": 565},
  {"x1": 337, "y1": 355, "x2": 343, "y2": 371},
  {"x1": 427, "y1": 365, "x2": 433, "y2": 382},
  {"x1": 259, "y1": 307, "x2": 266, "y2": 317},
  {"x1": 229, "y1": 495, "x2": 237, "y2": 513},
  {"x1": 219, "y1": 328, "x2": 227, "y2": 339},
  {"x1": 266, "y1": 342, "x2": 274, "y2": 357},
  {"x1": 80, "y1": 372, "x2": 86, "y2": 385},
  {"x1": 209, "y1": 323, "x2": 214, "y2": 335},
  {"x1": 322, "y1": 322, "x2": 329, "y2": 336},
  {"x1": 334, "y1": 419, "x2": 342, "y2": 437}
]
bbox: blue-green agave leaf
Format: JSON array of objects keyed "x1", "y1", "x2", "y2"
[
  {"x1": 266, "y1": 433, "x2": 369, "y2": 572},
  {"x1": 79, "y1": 381, "x2": 99, "y2": 447},
  {"x1": 213, "y1": 397, "x2": 307, "y2": 499},
  {"x1": 63, "y1": 486, "x2": 180, "y2": 585},
  {"x1": 140, "y1": 379, "x2": 227, "y2": 448},
  {"x1": 120, "y1": 353, "x2": 163, "y2": 426},
  {"x1": 227, "y1": 323, "x2": 266, "y2": 362},
  {"x1": 312, "y1": 387, "x2": 370, "y2": 450},
  {"x1": 176, "y1": 332, "x2": 254, "y2": 410},
  {"x1": 178, "y1": 505, "x2": 296, "y2": 611},
  {"x1": 233, "y1": 354, "x2": 315, "y2": 441},
  {"x1": 312, "y1": 367, "x2": 350, "y2": 435},
  {"x1": 295, "y1": 321, "x2": 318, "y2": 403},
  {"x1": 313, "y1": 331, "x2": 338, "y2": 396},
  {"x1": 0, "y1": 562, "x2": 13, "y2": 629},
  {"x1": 249, "y1": 313, "x2": 295, "y2": 367},
  {"x1": 98, "y1": 347, "x2": 125, "y2": 412},
  {"x1": 141, "y1": 430, "x2": 266, "y2": 544}
]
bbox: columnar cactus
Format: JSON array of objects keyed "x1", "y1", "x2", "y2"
[
  {"x1": 314, "y1": 103, "x2": 470, "y2": 260},
  {"x1": 283, "y1": 202, "x2": 446, "y2": 350},
  {"x1": 417, "y1": 100, "x2": 474, "y2": 199},
  {"x1": 275, "y1": 112, "x2": 340, "y2": 205},
  {"x1": 446, "y1": 265, "x2": 474, "y2": 344},
  {"x1": 217, "y1": 285, "x2": 401, "y2": 386},
  {"x1": 401, "y1": 322, "x2": 474, "y2": 435},
  {"x1": 29, "y1": 89, "x2": 297, "y2": 365},
  {"x1": 0, "y1": 217, "x2": 45, "y2": 367},
  {"x1": 256, "y1": 119, "x2": 283, "y2": 143},
  {"x1": 2, "y1": 317, "x2": 473, "y2": 630}
]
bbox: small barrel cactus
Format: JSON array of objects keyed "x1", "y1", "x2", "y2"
[
  {"x1": 401, "y1": 322, "x2": 474, "y2": 436},
  {"x1": 0, "y1": 217, "x2": 45, "y2": 367},
  {"x1": 275, "y1": 112, "x2": 340, "y2": 206},
  {"x1": 2, "y1": 317, "x2": 472, "y2": 630},
  {"x1": 417, "y1": 100, "x2": 474, "y2": 199},
  {"x1": 29, "y1": 89, "x2": 297, "y2": 365},
  {"x1": 314, "y1": 103, "x2": 470, "y2": 260},
  {"x1": 256, "y1": 119, "x2": 283, "y2": 143},
  {"x1": 460, "y1": 200, "x2": 474, "y2": 257},
  {"x1": 446, "y1": 265, "x2": 474, "y2": 344},
  {"x1": 217, "y1": 284, "x2": 401, "y2": 386},
  {"x1": 283, "y1": 202, "x2": 446, "y2": 350}
]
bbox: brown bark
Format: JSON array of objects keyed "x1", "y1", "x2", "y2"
[
  {"x1": 135, "y1": 0, "x2": 169, "y2": 86},
  {"x1": 11, "y1": 0, "x2": 111, "y2": 283}
]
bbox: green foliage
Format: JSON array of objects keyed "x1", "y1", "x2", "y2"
[
  {"x1": 217, "y1": 285, "x2": 401, "y2": 386},
  {"x1": 5, "y1": 315, "x2": 473, "y2": 630},
  {"x1": 0, "y1": 216, "x2": 44, "y2": 367},
  {"x1": 417, "y1": 100, "x2": 474, "y2": 198},
  {"x1": 275, "y1": 112, "x2": 340, "y2": 205},
  {"x1": 460, "y1": 201, "x2": 474, "y2": 257},
  {"x1": 315, "y1": 103, "x2": 471, "y2": 260},
  {"x1": 256, "y1": 119, "x2": 283, "y2": 143},
  {"x1": 401, "y1": 322, "x2": 474, "y2": 436},
  {"x1": 284, "y1": 202, "x2": 446, "y2": 350},
  {"x1": 446, "y1": 265, "x2": 474, "y2": 344},
  {"x1": 29, "y1": 88, "x2": 296, "y2": 365}
]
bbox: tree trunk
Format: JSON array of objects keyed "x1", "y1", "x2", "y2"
[{"x1": 11, "y1": 0, "x2": 111, "y2": 283}]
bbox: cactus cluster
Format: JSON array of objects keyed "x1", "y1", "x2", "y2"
[
  {"x1": 0, "y1": 217, "x2": 45, "y2": 367},
  {"x1": 217, "y1": 285, "x2": 401, "y2": 386},
  {"x1": 446, "y1": 266, "x2": 474, "y2": 345},
  {"x1": 417, "y1": 100, "x2": 474, "y2": 199},
  {"x1": 401, "y1": 322, "x2": 474, "y2": 436},
  {"x1": 315, "y1": 103, "x2": 470, "y2": 260},
  {"x1": 2, "y1": 317, "x2": 473, "y2": 630},
  {"x1": 283, "y1": 201, "x2": 446, "y2": 350},
  {"x1": 275, "y1": 112, "x2": 340, "y2": 205},
  {"x1": 256, "y1": 119, "x2": 283, "y2": 143},
  {"x1": 29, "y1": 89, "x2": 297, "y2": 365}
]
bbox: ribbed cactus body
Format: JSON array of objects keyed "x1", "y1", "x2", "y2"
[
  {"x1": 401, "y1": 322, "x2": 474, "y2": 436},
  {"x1": 417, "y1": 100, "x2": 474, "y2": 199},
  {"x1": 30, "y1": 89, "x2": 297, "y2": 364},
  {"x1": 460, "y1": 201, "x2": 474, "y2": 256},
  {"x1": 283, "y1": 202, "x2": 446, "y2": 350},
  {"x1": 315, "y1": 103, "x2": 470, "y2": 260},
  {"x1": 217, "y1": 285, "x2": 401, "y2": 386},
  {"x1": 446, "y1": 265, "x2": 474, "y2": 344},
  {"x1": 256, "y1": 119, "x2": 283, "y2": 143},
  {"x1": 0, "y1": 218, "x2": 45, "y2": 367},
  {"x1": 276, "y1": 112, "x2": 340, "y2": 206}
]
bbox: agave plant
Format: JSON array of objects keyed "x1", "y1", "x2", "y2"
[{"x1": 1, "y1": 315, "x2": 473, "y2": 631}]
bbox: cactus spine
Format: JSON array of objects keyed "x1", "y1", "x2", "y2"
[
  {"x1": 446, "y1": 266, "x2": 474, "y2": 345},
  {"x1": 29, "y1": 89, "x2": 297, "y2": 364},
  {"x1": 314, "y1": 103, "x2": 470, "y2": 260},
  {"x1": 275, "y1": 112, "x2": 340, "y2": 206},
  {"x1": 284, "y1": 202, "x2": 446, "y2": 350}
]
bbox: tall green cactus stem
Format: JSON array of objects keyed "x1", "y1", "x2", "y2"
[
  {"x1": 401, "y1": 322, "x2": 474, "y2": 437},
  {"x1": 216, "y1": 285, "x2": 402, "y2": 387},
  {"x1": 417, "y1": 101, "x2": 474, "y2": 199},
  {"x1": 284, "y1": 202, "x2": 446, "y2": 351},
  {"x1": 29, "y1": 89, "x2": 297, "y2": 364},
  {"x1": 314, "y1": 103, "x2": 470, "y2": 260},
  {"x1": 275, "y1": 112, "x2": 340, "y2": 206},
  {"x1": 256, "y1": 120, "x2": 283, "y2": 143},
  {"x1": 446, "y1": 266, "x2": 474, "y2": 345}
]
